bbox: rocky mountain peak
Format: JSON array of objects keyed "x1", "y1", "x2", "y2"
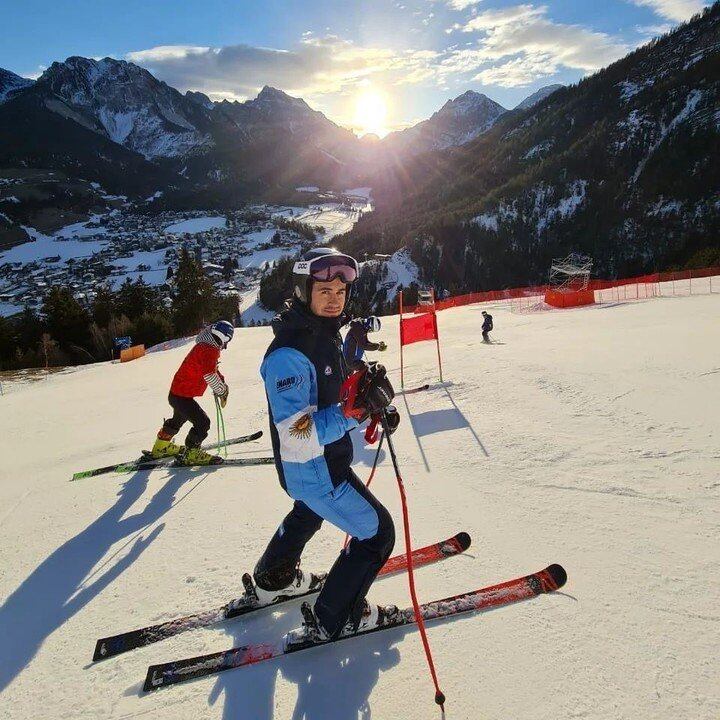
[
  {"x1": 0, "y1": 68, "x2": 33, "y2": 104},
  {"x1": 515, "y1": 84, "x2": 564, "y2": 111}
]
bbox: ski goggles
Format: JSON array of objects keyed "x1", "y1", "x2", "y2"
[{"x1": 296, "y1": 254, "x2": 359, "y2": 283}]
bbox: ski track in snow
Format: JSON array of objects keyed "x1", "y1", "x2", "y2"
[{"x1": 0, "y1": 294, "x2": 718, "y2": 719}]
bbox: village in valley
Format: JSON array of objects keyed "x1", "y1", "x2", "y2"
[{"x1": 0, "y1": 190, "x2": 372, "y2": 324}]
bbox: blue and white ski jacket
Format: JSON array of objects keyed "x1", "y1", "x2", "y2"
[{"x1": 261, "y1": 302, "x2": 358, "y2": 499}]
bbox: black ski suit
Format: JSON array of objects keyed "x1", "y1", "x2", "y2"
[{"x1": 482, "y1": 314, "x2": 493, "y2": 342}]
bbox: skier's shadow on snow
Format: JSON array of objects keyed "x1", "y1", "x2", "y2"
[
  {"x1": 211, "y1": 608, "x2": 486, "y2": 719},
  {"x1": 0, "y1": 466, "x2": 202, "y2": 693},
  {"x1": 210, "y1": 609, "x2": 404, "y2": 720}
]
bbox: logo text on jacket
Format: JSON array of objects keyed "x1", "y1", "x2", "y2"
[{"x1": 276, "y1": 375, "x2": 303, "y2": 393}]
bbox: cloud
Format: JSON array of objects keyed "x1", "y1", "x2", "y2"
[
  {"x1": 457, "y1": 4, "x2": 545, "y2": 31},
  {"x1": 127, "y1": 46, "x2": 210, "y2": 62},
  {"x1": 125, "y1": 4, "x2": 632, "y2": 102},
  {"x1": 443, "y1": 3, "x2": 629, "y2": 85},
  {"x1": 635, "y1": 22, "x2": 675, "y2": 37},
  {"x1": 446, "y1": 0, "x2": 484, "y2": 9},
  {"x1": 627, "y1": 0, "x2": 708, "y2": 23},
  {"x1": 474, "y1": 56, "x2": 558, "y2": 86},
  {"x1": 26, "y1": 66, "x2": 46, "y2": 81},
  {"x1": 125, "y1": 37, "x2": 440, "y2": 100}
]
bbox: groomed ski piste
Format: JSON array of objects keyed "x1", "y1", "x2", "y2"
[{"x1": 1, "y1": 290, "x2": 718, "y2": 719}]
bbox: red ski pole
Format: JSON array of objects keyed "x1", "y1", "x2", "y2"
[{"x1": 380, "y1": 410, "x2": 446, "y2": 712}]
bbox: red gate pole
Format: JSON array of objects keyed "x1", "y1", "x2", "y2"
[
  {"x1": 433, "y1": 309, "x2": 443, "y2": 384},
  {"x1": 399, "y1": 291, "x2": 405, "y2": 390}
]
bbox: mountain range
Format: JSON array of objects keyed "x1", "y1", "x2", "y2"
[
  {"x1": 338, "y1": 4, "x2": 720, "y2": 292},
  {"x1": 0, "y1": 55, "x2": 558, "y2": 210},
  {"x1": 2, "y1": 4, "x2": 719, "y2": 290}
]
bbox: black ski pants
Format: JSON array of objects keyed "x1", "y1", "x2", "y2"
[
  {"x1": 162, "y1": 392, "x2": 211, "y2": 448},
  {"x1": 254, "y1": 469, "x2": 395, "y2": 638}
]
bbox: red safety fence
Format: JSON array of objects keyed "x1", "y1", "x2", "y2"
[
  {"x1": 402, "y1": 266, "x2": 719, "y2": 314},
  {"x1": 545, "y1": 289, "x2": 596, "y2": 308}
]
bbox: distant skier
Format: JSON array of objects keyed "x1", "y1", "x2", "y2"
[
  {"x1": 252, "y1": 248, "x2": 399, "y2": 647},
  {"x1": 481, "y1": 311, "x2": 493, "y2": 343},
  {"x1": 150, "y1": 320, "x2": 234, "y2": 465},
  {"x1": 343, "y1": 315, "x2": 386, "y2": 367}
]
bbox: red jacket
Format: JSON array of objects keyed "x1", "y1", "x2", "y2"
[{"x1": 170, "y1": 343, "x2": 224, "y2": 398}]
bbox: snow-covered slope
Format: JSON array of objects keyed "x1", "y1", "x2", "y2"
[
  {"x1": 514, "y1": 84, "x2": 564, "y2": 111},
  {"x1": 383, "y1": 90, "x2": 507, "y2": 156},
  {"x1": 0, "y1": 68, "x2": 33, "y2": 104},
  {"x1": 36, "y1": 57, "x2": 212, "y2": 159},
  {"x1": 0, "y1": 293, "x2": 718, "y2": 719}
]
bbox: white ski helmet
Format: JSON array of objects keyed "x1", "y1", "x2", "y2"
[
  {"x1": 364, "y1": 316, "x2": 381, "y2": 333},
  {"x1": 292, "y1": 247, "x2": 359, "y2": 305},
  {"x1": 211, "y1": 320, "x2": 234, "y2": 349}
]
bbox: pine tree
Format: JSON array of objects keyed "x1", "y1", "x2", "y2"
[
  {"x1": 172, "y1": 247, "x2": 216, "y2": 334},
  {"x1": 92, "y1": 286, "x2": 115, "y2": 327},
  {"x1": 117, "y1": 278, "x2": 160, "y2": 320},
  {"x1": 42, "y1": 286, "x2": 92, "y2": 360}
]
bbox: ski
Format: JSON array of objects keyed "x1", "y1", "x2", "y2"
[
  {"x1": 170, "y1": 457, "x2": 274, "y2": 468},
  {"x1": 71, "y1": 431, "x2": 263, "y2": 480},
  {"x1": 397, "y1": 384, "x2": 430, "y2": 396},
  {"x1": 93, "y1": 532, "x2": 471, "y2": 661},
  {"x1": 143, "y1": 563, "x2": 566, "y2": 691}
]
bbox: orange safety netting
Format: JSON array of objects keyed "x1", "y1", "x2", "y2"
[{"x1": 402, "y1": 266, "x2": 719, "y2": 314}]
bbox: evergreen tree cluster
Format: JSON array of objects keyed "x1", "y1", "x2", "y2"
[
  {"x1": 273, "y1": 217, "x2": 323, "y2": 242},
  {"x1": 0, "y1": 247, "x2": 239, "y2": 371}
]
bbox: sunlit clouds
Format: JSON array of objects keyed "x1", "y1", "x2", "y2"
[
  {"x1": 628, "y1": 0, "x2": 707, "y2": 22},
  {"x1": 122, "y1": 1, "x2": 707, "y2": 132}
]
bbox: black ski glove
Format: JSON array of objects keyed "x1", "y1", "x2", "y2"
[
  {"x1": 383, "y1": 405, "x2": 400, "y2": 435},
  {"x1": 358, "y1": 362, "x2": 395, "y2": 415}
]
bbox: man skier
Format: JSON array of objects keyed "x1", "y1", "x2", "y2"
[
  {"x1": 481, "y1": 310, "x2": 493, "y2": 343},
  {"x1": 252, "y1": 247, "x2": 399, "y2": 646},
  {"x1": 343, "y1": 315, "x2": 386, "y2": 367},
  {"x1": 150, "y1": 320, "x2": 234, "y2": 465}
]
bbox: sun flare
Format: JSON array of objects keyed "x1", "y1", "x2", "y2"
[{"x1": 354, "y1": 90, "x2": 389, "y2": 138}]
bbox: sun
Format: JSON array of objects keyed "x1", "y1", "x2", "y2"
[{"x1": 354, "y1": 90, "x2": 389, "y2": 138}]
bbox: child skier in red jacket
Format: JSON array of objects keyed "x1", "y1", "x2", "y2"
[{"x1": 151, "y1": 321, "x2": 234, "y2": 465}]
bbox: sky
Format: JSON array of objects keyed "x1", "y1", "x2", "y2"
[{"x1": 2, "y1": 0, "x2": 711, "y2": 136}]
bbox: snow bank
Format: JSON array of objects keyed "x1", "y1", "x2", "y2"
[
  {"x1": 164, "y1": 216, "x2": 227, "y2": 234},
  {"x1": 0, "y1": 226, "x2": 107, "y2": 263},
  {"x1": 343, "y1": 187, "x2": 373, "y2": 200},
  {"x1": 239, "y1": 287, "x2": 276, "y2": 325},
  {"x1": 54, "y1": 216, "x2": 107, "y2": 239}
]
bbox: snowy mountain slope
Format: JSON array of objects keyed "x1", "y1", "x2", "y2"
[
  {"x1": 0, "y1": 68, "x2": 33, "y2": 104},
  {"x1": 514, "y1": 84, "x2": 564, "y2": 111},
  {"x1": 36, "y1": 57, "x2": 213, "y2": 160},
  {"x1": 346, "y1": 4, "x2": 720, "y2": 285},
  {"x1": 203, "y1": 86, "x2": 368, "y2": 190},
  {"x1": 0, "y1": 90, "x2": 181, "y2": 201},
  {"x1": 382, "y1": 90, "x2": 507, "y2": 156},
  {"x1": 1, "y1": 292, "x2": 718, "y2": 719},
  {"x1": 0, "y1": 59, "x2": 367, "y2": 197}
]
